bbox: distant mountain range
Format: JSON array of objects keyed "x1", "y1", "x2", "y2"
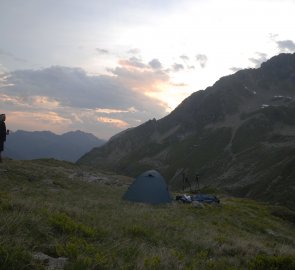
[
  {"x1": 78, "y1": 53, "x2": 295, "y2": 210},
  {"x1": 5, "y1": 130, "x2": 105, "y2": 162}
]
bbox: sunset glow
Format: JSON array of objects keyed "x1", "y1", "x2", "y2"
[
  {"x1": 1, "y1": 0, "x2": 295, "y2": 138},
  {"x1": 96, "y1": 117, "x2": 129, "y2": 128}
]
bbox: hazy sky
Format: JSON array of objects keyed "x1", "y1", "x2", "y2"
[{"x1": 1, "y1": 0, "x2": 295, "y2": 139}]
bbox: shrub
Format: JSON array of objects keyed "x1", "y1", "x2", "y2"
[
  {"x1": 0, "y1": 245, "x2": 33, "y2": 270},
  {"x1": 48, "y1": 212, "x2": 95, "y2": 237},
  {"x1": 58, "y1": 237, "x2": 110, "y2": 270}
]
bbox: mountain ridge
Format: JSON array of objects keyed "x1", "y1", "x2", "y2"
[
  {"x1": 5, "y1": 129, "x2": 105, "y2": 162},
  {"x1": 78, "y1": 53, "x2": 295, "y2": 209}
]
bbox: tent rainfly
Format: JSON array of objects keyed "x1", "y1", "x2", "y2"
[{"x1": 123, "y1": 170, "x2": 172, "y2": 204}]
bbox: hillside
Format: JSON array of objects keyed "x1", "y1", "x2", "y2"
[
  {"x1": 5, "y1": 130, "x2": 105, "y2": 162},
  {"x1": 78, "y1": 53, "x2": 295, "y2": 210},
  {"x1": 0, "y1": 159, "x2": 295, "y2": 269}
]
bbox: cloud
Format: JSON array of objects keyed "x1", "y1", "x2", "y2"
[
  {"x1": 0, "y1": 73, "x2": 13, "y2": 87},
  {"x1": 0, "y1": 49, "x2": 13, "y2": 57},
  {"x1": 149, "y1": 59, "x2": 162, "y2": 69},
  {"x1": 96, "y1": 48, "x2": 109, "y2": 54},
  {"x1": 172, "y1": 63, "x2": 184, "y2": 72},
  {"x1": 269, "y1": 33, "x2": 279, "y2": 41},
  {"x1": 109, "y1": 58, "x2": 170, "y2": 94},
  {"x1": 249, "y1": 52, "x2": 268, "y2": 68},
  {"x1": 118, "y1": 57, "x2": 147, "y2": 69},
  {"x1": 230, "y1": 67, "x2": 243, "y2": 72},
  {"x1": 179, "y1": 55, "x2": 195, "y2": 69},
  {"x1": 0, "y1": 65, "x2": 168, "y2": 139},
  {"x1": 171, "y1": 82, "x2": 188, "y2": 87},
  {"x1": 180, "y1": 55, "x2": 189, "y2": 61},
  {"x1": 0, "y1": 48, "x2": 27, "y2": 63},
  {"x1": 127, "y1": 48, "x2": 141, "y2": 54},
  {"x1": 7, "y1": 111, "x2": 72, "y2": 134},
  {"x1": 95, "y1": 107, "x2": 137, "y2": 114},
  {"x1": 276, "y1": 40, "x2": 295, "y2": 53},
  {"x1": 96, "y1": 117, "x2": 129, "y2": 128},
  {"x1": 196, "y1": 54, "x2": 208, "y2": 68}
]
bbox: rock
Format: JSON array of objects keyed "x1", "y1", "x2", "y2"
[{"x1": 33, "y1": 252, "x2": 68, "y2": 270}]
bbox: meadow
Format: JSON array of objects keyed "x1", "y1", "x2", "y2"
[{"x1": 0, "y1": 159, "x2": 295, "y2": 269}]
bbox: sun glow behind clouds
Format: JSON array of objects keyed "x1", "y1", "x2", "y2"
[
  {"x1": 8, "y1": 111, "x2": 72, "y2": 133},
  {"x1": 107, "y1": 0, "x2": 295, "y2": 112},
  {"x1": 95, "y1": 107, "x2": 137, "y2": 114},
  {"x1": 96, "y1": 117, "x2": 129, "y2": 128}
]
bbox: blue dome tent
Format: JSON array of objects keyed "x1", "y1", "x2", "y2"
[{"x1": 123, "y1": 170, "x2": 172, "y2": 204}]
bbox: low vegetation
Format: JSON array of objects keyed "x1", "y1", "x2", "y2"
[{"x1": 0, "y1": 159, "x2": 295, "y2": 269}]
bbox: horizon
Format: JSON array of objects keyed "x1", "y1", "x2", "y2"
[
  {"x1": 1, "y1": 0, "x2": 295, "y2": 139},
  {"x1": 6, "y1": 129, "x2": 105, "y2": 140}
]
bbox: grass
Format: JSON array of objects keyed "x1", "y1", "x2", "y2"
[{"x1": 0, "y1": 159, "x2": 295, "y2": 269}]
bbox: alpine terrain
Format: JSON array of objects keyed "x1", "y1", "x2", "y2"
[{"x1": 78, "y1": 53, "x2": 295, "y2": 210}]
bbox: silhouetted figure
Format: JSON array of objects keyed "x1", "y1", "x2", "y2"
[{"x1": 0, "y1": 114, "x2": 9, "y2": 163}]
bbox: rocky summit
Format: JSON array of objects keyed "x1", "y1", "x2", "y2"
[{"x1": 78, "y1": 53, "x2": 295, "y2": 210}]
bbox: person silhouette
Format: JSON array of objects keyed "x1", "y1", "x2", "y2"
[{"x1": 0, "y1": 114, "x2": 9, "y2": 163}]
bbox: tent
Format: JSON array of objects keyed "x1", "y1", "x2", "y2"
[{"x1": 123, "y1": 170, "x2": 172, "y2": 204}]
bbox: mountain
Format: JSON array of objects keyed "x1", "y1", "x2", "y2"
[
  {"x1": 5, "y1": 130, "x2": 105, "y2": 162},
  {"x1": 78, "y1": 53, "x2": 295, "y2": 209}
]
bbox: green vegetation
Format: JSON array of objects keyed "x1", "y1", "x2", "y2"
[
  {"x1": 166, "y1": 127, "x2": 232, "y2": 181},
  {"x1": 232, "y1": 116, "x2": 272, "y2": 153},
  {"x1": 0, "y1": 159, "x2": 295, "y2": 269}
]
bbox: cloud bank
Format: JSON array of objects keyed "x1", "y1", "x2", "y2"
[{"x1": 0, "y1": 62, "x2": 170, "y2": 139}]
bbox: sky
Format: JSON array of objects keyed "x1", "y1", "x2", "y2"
[{"x1": 0, "y1": 0, "x2": 295, "y2": 139}]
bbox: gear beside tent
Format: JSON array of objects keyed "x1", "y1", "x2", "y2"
[
  {"x1": 123, "y1": 170, "x2": 172, "y2": 205},
  {"x1": 176, "y1": 194, "x2": 220, "y2": 204}
]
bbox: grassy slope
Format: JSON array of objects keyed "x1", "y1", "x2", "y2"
[{"x1": 0, "y1": 159, "x2": 295, "y2": 270}]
